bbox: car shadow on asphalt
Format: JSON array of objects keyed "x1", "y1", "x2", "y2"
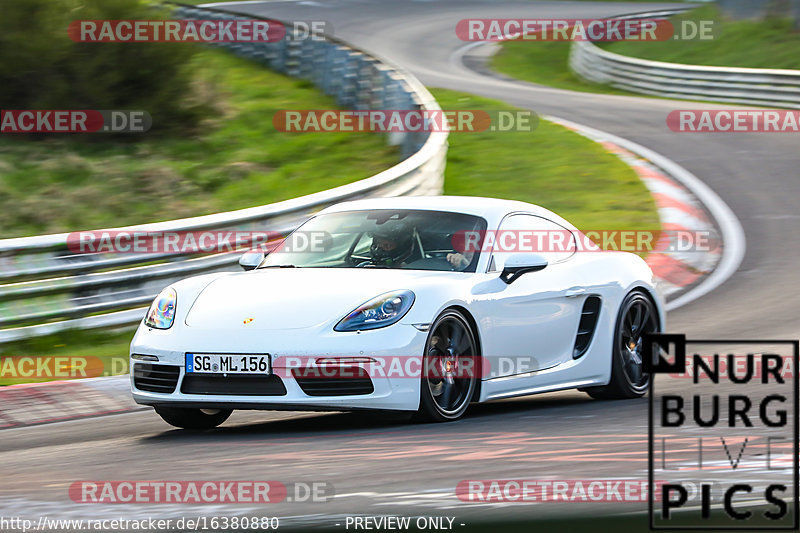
[{"x1": 139, "y1": 390, "x2": 643, "y2": 442}]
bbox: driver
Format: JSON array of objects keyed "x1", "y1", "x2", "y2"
[
  {"x1": 367, "y1": 223, "x2": 474, "y2": 270},
  {"x1": 369, "y1": 222, "x2": 416, "y2": 267}
]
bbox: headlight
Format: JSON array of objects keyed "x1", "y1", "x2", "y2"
[
  {"x1": 334, "y1": 290, "x2": 415, "y2": 332},
  {"x1": 144, "y1": 287, "x2": 177, "y2": 329}
]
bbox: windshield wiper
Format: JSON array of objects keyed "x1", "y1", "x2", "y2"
[{"x1": 261, "y1": 264, "x2": 298, "y2": 268}]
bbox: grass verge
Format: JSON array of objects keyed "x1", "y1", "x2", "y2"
[
  {"x1": 491, "y1": 36, "x2": 635, "y2": 96},
  {"x1": 602, "y1": 5, "x2": 800, "y2": 69},
  {"x1": 0, "y1": 47, "x2": 398, "y2": 237},
  {"x1": 491, "y1": 5, "x2": 800, "y2": 96},
  {"x1": 0, "y1": 329, "x2": 134, "y2": 385},
  {"x1": 0, "y1": 90, "x2": 660, "y2": 385},
  {"x1": 433, "y1": 88, "x2": 659, "y2": 231}
]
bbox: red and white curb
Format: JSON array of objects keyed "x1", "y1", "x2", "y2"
[
  {"x1": 545, "y1": 115, "x2": 742, "y2": 308},
  {"x1": 597, "y1": 139, "x2": 720, "y2": 297},
  {"x1": 0, "y1": 375, "x2": 141, "y2": 429}
]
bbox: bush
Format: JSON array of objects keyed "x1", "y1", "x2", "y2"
[{"x1": 0, "y1": 0, "x2": 206, "y2": 135}]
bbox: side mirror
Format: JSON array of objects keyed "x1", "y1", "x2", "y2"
[
  {"x1": 500, "y1": 253, "x2": 548, "y2": 284},
  {"x1": 238, "y1": 250, "x2": 265, "y2": 271}
]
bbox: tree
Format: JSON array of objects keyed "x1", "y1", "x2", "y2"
[{"x1": 0, "y1": 0, "x2": 205, "y2": 135}]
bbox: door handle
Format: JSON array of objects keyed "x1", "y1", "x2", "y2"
[{"x1": 565, "y1": 287, "x2": 586, "y2": 298}]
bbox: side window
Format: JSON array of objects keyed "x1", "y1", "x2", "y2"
[{"x1": 489, "y1": 214, "x2": 576, "y2": 271}]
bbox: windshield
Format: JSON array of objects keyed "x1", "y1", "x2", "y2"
[{"x1": 258, "y1": 209, "x2": 487, "y2": 272}]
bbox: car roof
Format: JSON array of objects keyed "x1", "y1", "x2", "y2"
[{"x1": 318, "y1": 196, "x2": 572, "y2": 228}]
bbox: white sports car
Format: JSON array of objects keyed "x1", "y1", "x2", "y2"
[{"x1": 130, "y1": 197, "x2": 664, "y2": 429}]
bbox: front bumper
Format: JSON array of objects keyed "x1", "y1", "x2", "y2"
[{"x1": 129, "y1": 322, "x2": 428, "y2": 412}]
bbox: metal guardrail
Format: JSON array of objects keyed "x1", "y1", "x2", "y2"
[
  {"x1": 0, "y1": 3, "x2": 448, "y2": 344},
  {"x1": 569, "y1": 10, "x2": 800, "y2": 109}
]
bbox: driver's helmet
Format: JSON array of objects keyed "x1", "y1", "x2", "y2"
[{"x1": 369, "y1": 221, "x2": 415, "y2": 266}]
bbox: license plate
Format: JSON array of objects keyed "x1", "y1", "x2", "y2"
[{"x1": 186, "y1": 353, "x2": 271, "y2": 375}]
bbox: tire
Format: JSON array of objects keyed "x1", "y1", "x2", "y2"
[
  {"x1": 586, "y1": 291, "x2": 659, "y2": 400},
  {"x1": 415, "y1": 309, "x2": 478, "y2": 422},
  {"x1": 154, "y1": 406, "x2": 232, "y2": 429}
]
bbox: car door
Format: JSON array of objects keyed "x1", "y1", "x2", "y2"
[{"x1": 475, "y1": 213, "x2": 587, "y2": 377}]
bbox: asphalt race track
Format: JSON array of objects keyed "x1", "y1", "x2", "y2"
[{"x1": 3, "y1": 1, "x2": 799, "y2": 529}]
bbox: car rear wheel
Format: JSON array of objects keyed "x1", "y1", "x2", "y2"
[
  {"x1": 416, "y1": 310, "x2": 478, "y2": 422},
  {"x1": 586, "y1": 291, "x2": 658, "y2": 400},
  {"x1": 154, "y1": 406, "x2": 232, "y2": 429}
]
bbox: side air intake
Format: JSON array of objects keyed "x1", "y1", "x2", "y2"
[{"x1": 573, "y1": 296, "x2": 601, "y2": 359}]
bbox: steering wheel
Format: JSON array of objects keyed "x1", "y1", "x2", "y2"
[
  {"x1": 425, "y1": 250, "x2": 450, "y2": 260},
  {"x1": 403, "y1": 257, "x2": 457, "y2": 271}
]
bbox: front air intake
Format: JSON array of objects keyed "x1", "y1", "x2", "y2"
[
  {"x1": 181, "y1": 374, "x2": 287, "y2": 396},
  {"x1": 133, "y1": 363, "x2": 180, "y2": 393},
  {"x1": 293, "y1": 367, "x2": 374, "y2": 396}
]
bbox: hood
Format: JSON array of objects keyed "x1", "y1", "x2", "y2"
[{"x1": 184, "y1": 267, "x2": 461, "y2": 330}]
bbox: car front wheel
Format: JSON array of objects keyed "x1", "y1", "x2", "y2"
[
  {"x1": 416, "y1": 310, "x2": 478, "y2": 422},
  {"x1": 586, "y1": 291, "x2": 658, "y2": 400}
]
